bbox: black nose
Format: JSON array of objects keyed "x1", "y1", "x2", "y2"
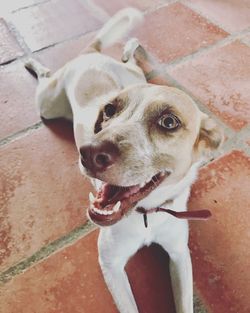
[{"x1": 79, "y1": 141, "x2": 119, "y2": 173}]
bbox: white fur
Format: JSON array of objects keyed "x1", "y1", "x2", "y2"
[{"x1": 23, "y1": 8, "x2": 210, "y2": 313}]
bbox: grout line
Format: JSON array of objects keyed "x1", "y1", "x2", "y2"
[
  {"x1": 0, "y1": 57, "x2": 21, "y2": 66},
  {"x1": 145, "y1": 0, "x2": 179, "y2": 14},
  {"x1": 11, "y1": 0, "x2": 50, "y2": 14},
  {"x1": 0, "y1": 221, "x2": 96, "y2": 284},
  {"x1": 17, "y1": 28, "x2": 99, "y2": 57},
  {"x1": 164, "y1": 27, "x2": 250, "y2": 70},
  {"x1": 0, "y1": 54, "x2": 24, "y2": 68},
  {"x1": 240, "y1": 33, "x2": 250, "y2": 47},
  {"x1": 181, "y1": 0, "x2": 228, "y2": 32},
  {"x1": 78, "y1": 0, "x2": 110, "y2": 21},
  {"x1": 0, "y1": 1, "x2": 49, "y2": 19},
  {"x1": 194, "y1": 292, "x2": 208, "y2": 313},
  {"x1": 181, "y1": 0, "x2": 242, "y2": 35},
  {"x1": 4, "y1": 17, "x2": 32, "y2": 56},
  {"x1": 82, "y1": 0, "x2": 179, "y2": 17},
  {"x1": 9, "y1": 24, "x2": 101, "y2": 56},
  {"x1": 182, "y1": 0, "x2": 250, "y2": 52},
  {"x1": 220, "y1": 125, "x2": 250, "y2": 156},
  {"x1": 0, "y1": 122, "x2": 43, "y2": 147},
  {"x1": 30, "y1": 26, "x2": 100, "y2": 54},
  {"x1": 0, "y1": 29, "x2": 97, "y2": 69}
]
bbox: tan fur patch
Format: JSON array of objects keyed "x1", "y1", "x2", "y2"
[
  {"x1": 82, "y1": 40, "x2": 102, "y2": 54},
  {"x1": 74, "y1": 69, "x2": 118, "y2": 107}
]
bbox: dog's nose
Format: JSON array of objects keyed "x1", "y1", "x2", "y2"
[{"x1": 80, "y1": 141, "x2": 119, "y2": 172}]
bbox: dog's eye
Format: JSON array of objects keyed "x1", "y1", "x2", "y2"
[
  {"x1": 158, "y1": 114, "x2": 181, "y2": 130},
  {"x1": 104, "y1": 103, "x2": 116, "y2": 118}
]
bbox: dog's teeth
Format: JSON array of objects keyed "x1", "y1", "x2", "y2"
[
  {"x1": 103, "y1": 210, "x2": 113, "y2": 215},
  {"x1": 101, "y1": 210, "x2": 113, "y2": 215},
  {"x1": 113, "y1": 201, "x2": 121, "y2": 212},
  {"x1": 92, "y1": 206, "x2": 113, "y2": 216},
  {"x1": 89, "y1": 192, "x2": 95, "y2": 203}
]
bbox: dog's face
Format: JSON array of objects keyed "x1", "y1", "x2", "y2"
[{"x1": 75, "y1": 84, "x2": 223, "y2": 226}]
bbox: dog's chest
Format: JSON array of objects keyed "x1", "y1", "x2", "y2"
[{"x1": 117, "y1": 210, "x2": 187, "y2": 248}]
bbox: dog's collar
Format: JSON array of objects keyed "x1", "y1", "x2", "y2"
[{"x1": 136, "y1": 206, "x2": 212, "y2": 228}]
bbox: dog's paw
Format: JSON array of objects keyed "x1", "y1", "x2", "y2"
[
  {"x1": 122, "y1": 37, "x2": 140, "y2": 63},
  {"x1": 24, "y1": 58, "x2": 51, "y2": 78}
]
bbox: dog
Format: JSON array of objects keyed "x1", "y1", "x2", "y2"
[{"x1": 25, "y1": 8, "x2": 223, "y2": 313}]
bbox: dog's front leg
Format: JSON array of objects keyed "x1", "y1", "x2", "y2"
[
  {"x1": 168, "y1": 247, "x2": 193, "y2": 313},
  {"x1": 158, "y1": 219, "x2": 193, "y2": 313},
  {"x1": 98, "y1": 229, "x2": 140, "y2": 313},
  {"x1": 100, "y1": 260, "x2": 139, "y2": 313}
]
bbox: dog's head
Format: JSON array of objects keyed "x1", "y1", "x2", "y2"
[{"x1": 75, "y1": 84, "x2": 223, "y2": 226}]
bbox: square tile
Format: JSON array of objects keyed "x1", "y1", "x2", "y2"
[
  {"x1": 134, "y1": 3, "x2": 227, "y2": 63},
  {"x1": 10, "y1": 0, "x2": 101, "y2": 51},
  {"x1": 90, "y1": 0, "x2": 170, "y2": 15}
]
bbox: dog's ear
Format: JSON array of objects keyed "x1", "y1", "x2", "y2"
[{"x1": 193, "y1": 113, "x2": 224, "y2": 160}]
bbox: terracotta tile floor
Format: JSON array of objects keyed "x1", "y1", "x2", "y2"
[{"x1": 0, "y1": 1, "x2": 249, "y2": 312}]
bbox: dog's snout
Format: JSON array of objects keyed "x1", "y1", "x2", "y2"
[{"x1": 80, "y1": 141, "x2": 119, "y2": 172}]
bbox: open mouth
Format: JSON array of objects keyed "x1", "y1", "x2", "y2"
[{"x1": 88, "y1": 171, "x2": 169, "y2": 226}]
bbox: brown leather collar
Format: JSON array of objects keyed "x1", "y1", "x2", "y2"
[{"x1": 136, "y1": 206, "x2": 212, "y2": 228}]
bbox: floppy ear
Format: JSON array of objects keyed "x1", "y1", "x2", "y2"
[{"x1": 193, "y1": 114, "x2": 224, "y2": 160}]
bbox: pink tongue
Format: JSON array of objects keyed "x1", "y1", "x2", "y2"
[
  {"x1": 100, "y1": 183, "x2": 141, "y2": 206},
  {"x1": 122, "y1": 185, "x2": 141, "y2": 197}
]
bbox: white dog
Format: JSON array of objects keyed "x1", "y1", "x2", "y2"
[{"x1": 25, "y1": 8, "x2": 223, "y2": 313}]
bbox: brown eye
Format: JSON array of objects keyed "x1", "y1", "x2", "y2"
[
  {"x1": 158, "y1": 114, "x2": 181, "y2": 130},
  {"x1": 104, "y1": 103, "x2": 116, "y2": 118}
]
